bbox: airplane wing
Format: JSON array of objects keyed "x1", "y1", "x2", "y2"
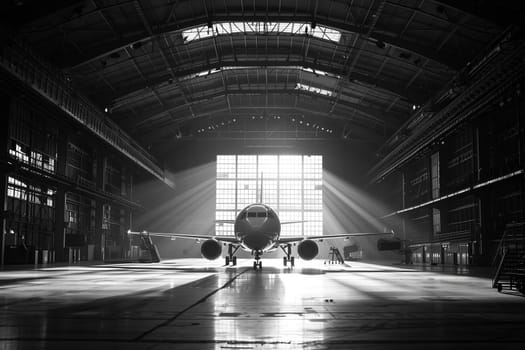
[
  {"x1": 127, "y1": 231, "x2": 240, "y2": 244},
  {"x1": 280, "y1": 221, "x2": 305, "y2": 225},
  {"x1": 215, "y1": 220, "x2": 236, "y2": 224},
  {"x1": 277, "y1": 231, "x2": 393, "y2": 245}
]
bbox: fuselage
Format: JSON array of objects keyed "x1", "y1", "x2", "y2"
[{"x1": 234, "y1": 204, "x2": 281, "y2": 252}]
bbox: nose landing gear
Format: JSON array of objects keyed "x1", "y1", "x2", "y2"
[{"x1": 252, "y1": 250, "x2": 263, "y2": 270}]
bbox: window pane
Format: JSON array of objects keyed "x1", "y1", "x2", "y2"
[{"x1": 216, "y1": 155, "x2": 323, "y2": 236}]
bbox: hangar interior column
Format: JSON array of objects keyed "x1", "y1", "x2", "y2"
[{"x1": 0, "y1": 93, "x2": 9, "y2": 266}]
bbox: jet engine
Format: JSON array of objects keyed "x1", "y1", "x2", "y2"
[
  {"x1": 201, "y1": 239, "x2": 222, "y2": 260},
  {"x1": 297, "y1": 240, "x2": 319, "y2": 260}
]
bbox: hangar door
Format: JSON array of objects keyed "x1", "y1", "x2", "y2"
[{"x1": 216, "y1": 155, "x2": 322, "y2": 237}]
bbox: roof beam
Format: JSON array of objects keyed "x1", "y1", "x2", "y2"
[
  {"x1": 329, "y1": 0, "x2": 386, "y2": 114},
  {"x1": 66, "y1": 14, "x2": 463, "y2": 71},
  {"x1": 133, "y1": 0, "x2": 197, "y2": 119},
  {"x1": 107, "y1": 60, "x2": 423, "y2": 109},
  {"x1": 131, "y1": 88, "x2": 397, "y2": 130}
]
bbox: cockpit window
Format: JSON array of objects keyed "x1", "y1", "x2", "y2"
[
  {"x1": 247, "y1": 212, "x2": 257, "y2": 218},
  {"x1": 267, "y1": 212, "x2": 274, "y2": 218},
  {"x1": 256, "y1": 212, "x2": 267, "y2": 217}
]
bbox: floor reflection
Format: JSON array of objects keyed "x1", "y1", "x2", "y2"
[
  {"x1": 212, "y1": 265, "x2": 325, "y2": 347},
  {"x1": 0, "y1": 259, "x2": 524, "y2": 349}
]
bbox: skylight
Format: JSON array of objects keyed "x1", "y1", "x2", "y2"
[
  {"x1": 181, "y1": 66, "x2": 340, "y2": 81},
  {"x1": 183, "y1": 22, "x2": 341, "y2": 43},
  {"x1": 295, "y1": 83, "x2": 333, "y2": 97},
  {"x1": 300, "y1": 67, "x2": 340, "y2": 78}
]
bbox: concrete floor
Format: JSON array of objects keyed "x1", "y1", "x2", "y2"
[{"x1": 0, "y1": 259, "x2": 524, "y2": 350}]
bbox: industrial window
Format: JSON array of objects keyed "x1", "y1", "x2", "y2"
[
  {"x1": 216, "y1": 155, "x2": 322, "y2": 236},
  {"x1": 295, "y1": 83, "x2": 333, "y2": 97},
  {"x1": 433, "y1": 208, "x2": 441, "y2": 234},
  {"x1": 183, "y1": 22, "x2": 341, "y2": 43},
  {"x1": 6, "y1": 176, "x2": 56, "y2": 248},
  {"x1": 7, "y1": 176, "x2": 55, "y2": 207},
  {"x1": 9, "y1": 141, "x2": 56, "y2": 173},
  {"x1": 431, "y1": 152, "x2": 440, "y2": 199}
]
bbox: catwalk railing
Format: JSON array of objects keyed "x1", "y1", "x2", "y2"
[
  {"x1": 492, "y1": 223, "x2": 525, "y2": 294},
  {"x1": 0, "y1": 38, "x2": 174, "y2": 189},
  {"x1": 369, "y1": 27, "x2": 525, "y2": 183}
]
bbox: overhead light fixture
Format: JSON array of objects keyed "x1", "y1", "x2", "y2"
[{"x1": 130, "y1": 42, "x2": 142, "y2": 50}]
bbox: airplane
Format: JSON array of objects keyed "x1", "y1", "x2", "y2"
[{"x1": 129, "y1": 176, "x2": 393, "y2": 270}]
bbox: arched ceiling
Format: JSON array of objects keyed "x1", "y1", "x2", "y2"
[{"x1": 3, "y1": 0, "x2": 515, "y2": 147}]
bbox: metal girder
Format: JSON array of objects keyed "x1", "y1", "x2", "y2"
[
  {"x1": 368, "y1": 29, "x2": 525, "y2": 183},
  {"x1": 108, "y1": 60, "x2": 422, "y2": 109},
  {"x1": 138, "y1": 116, "x2": 381, "y2": 144},
  {"x1": 133, "y1": 1, "x2": 196, "y2": 119},
  {"x1": 131, "y1": 88, "x2": 397, "y2": 130},
  {"x1": 66, "y1": 12, "x2": 463, "y2": 71},
  {"x1": 329, "y1": 0, "x2": 386, "y2": 114}
]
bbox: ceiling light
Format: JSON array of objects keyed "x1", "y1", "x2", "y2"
[{"x1": 130, "y1": 42, "x2": 143, "y2": 50}]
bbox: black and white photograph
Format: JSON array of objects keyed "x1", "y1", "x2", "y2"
[{"x1": 0, "y1": 1, "x2": 524, "y2": 349}]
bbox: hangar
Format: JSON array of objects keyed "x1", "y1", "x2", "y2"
[{"x1": 0, "y1": 0, "x2": 524, "y2": 348}]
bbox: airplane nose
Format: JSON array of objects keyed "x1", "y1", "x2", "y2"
[
  {"x1": 246, "y1": 217, "x2": 266, "y2": 228},
  {"x1": 243, "y1": 233, "x2": 270, "y2": 250}
]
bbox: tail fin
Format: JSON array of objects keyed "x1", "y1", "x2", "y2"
[{"x1": 256, "y1": 172, "x2": 263, "y2": 203}]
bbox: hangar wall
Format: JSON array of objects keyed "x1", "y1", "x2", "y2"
[
  {"x1": 0, "y1": 91, "x2": 144, "y2": 265},
  {"x1": 375, "y1": 81, "x2": 524, "y2": 266}
]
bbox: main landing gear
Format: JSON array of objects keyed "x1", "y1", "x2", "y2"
[
  {"x1": 281, "y1": 244, "x2": 295, "y2": 267},
  {"x1": 225, "y1": 244, "x2": 240, "y2": 266},
  {"x1": 253, "y1": 250, "x2": 262, "y2": 270}
]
